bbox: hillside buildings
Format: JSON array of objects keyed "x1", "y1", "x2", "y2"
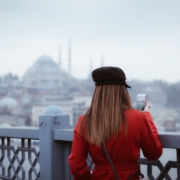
[
  {"x1": 0, "y1": 52, "x2": 93, "y2": 127},
  {"x1": 0, "y1": 50, "x2": 180, "y2": 131}
]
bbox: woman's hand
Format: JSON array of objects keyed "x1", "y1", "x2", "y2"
[{"x1": 143, "y1": 101, "x2": 150, "y2": 112}]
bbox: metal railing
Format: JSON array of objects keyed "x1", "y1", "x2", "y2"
[
  {"x1": 0, "y1": 128, "x2": 40, "y2": 180},
  {"x1": 139, "y1": 132, "x2": 180, "y2": 180},
  {"x1": 0, "y1": 105, "x2": 180, "y2": 180}
]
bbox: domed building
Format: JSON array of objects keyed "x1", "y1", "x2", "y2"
[
  {"x1": 22, "y1": 55, "x2": 70, "y2": 89},
  {"x1": 0, "y1": 97, "x2": 18, "y2": 107},
  {"x1": 0, "y1": 97, "x2": 22, "y2": 125}
]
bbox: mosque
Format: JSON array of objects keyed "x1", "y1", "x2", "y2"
[
  {"x1": 20, "y1": 43, "x2": 94, "y2": 126},
  {"x1": 0, "y1": 42, "x2": 99, "y2": 126},
  {"x1": 22, "y1": 42, "x2": 103, "y2": 91},
  {"x1": 22, "y1": 47, "x2": 72, "y2": 90}
]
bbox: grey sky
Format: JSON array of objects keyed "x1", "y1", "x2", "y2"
[{"x1": 0, "y1": 0, "x2": 180, "y2": 82}]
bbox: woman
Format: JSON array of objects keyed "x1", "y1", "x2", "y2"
[{"x1": 68, "y1": 66, "x2": 162, "y2": 180}]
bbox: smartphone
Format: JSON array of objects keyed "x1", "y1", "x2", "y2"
[{"x1": 136, "y1": 94, "x2": 147, "y2": 111}]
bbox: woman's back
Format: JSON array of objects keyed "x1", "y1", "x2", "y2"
[
  {"x1": 69, "y1": 109, "x2": 162, "y2": 180},
  {"x1": 68, "y1": 67, "x2": 162, "y2": 180},
  {"x1": 87, "y1": 109, "x2": 161, "y2": 164}
]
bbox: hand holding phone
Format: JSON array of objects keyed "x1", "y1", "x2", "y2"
[{"x1": 143, "y1": 101, "x2": 150, "y2": 112}]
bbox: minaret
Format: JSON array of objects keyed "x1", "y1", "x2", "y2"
[
  {"x1": 68, "y1": 40, "x2": 71, "y2": 77},
  {"x1": 101, "y1": 55, "x2": 104, "y2": 67},
  {"x1": 58, "y1": 45, "x2": 61, "y2": 69}
]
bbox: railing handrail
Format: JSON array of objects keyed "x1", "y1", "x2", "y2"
[
  {"x1": 54, "y1": 129, "x2": 73, "y2": 141},
  {"x1": 0, "y1": 127, "x2": 180, "y2": 149},
  {"x1": 0, "y1": 127, "x2": 39, "y2": 139}
]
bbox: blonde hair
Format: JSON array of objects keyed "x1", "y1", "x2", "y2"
[{"x1": 79, "y1": 85, "x2": 132, "y2": 147}]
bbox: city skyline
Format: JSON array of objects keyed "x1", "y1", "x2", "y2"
[{"x1": 0, "y1": 0, "x2": 180, "y2": 82}]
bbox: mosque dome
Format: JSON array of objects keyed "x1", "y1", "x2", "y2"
[
  {"x1": 22, "y1": 55, "x2": 70, "y2": 89},
  {"x1": 34, "y1": 55, "x2": 56, "y2": 67},
  {"x1": 0, "y1": 97, "x2": 18, "y2": 107}
]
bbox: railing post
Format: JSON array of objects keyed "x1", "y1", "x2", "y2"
[
  {"x1": 177, "y1": 149, "x2": 180, "y2": 179},
  {"x1": 39, "y1": 105, "x2": 72, "y2": 180}
]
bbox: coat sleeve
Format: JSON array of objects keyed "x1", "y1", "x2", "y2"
[
  {"x1": 68, "y1": 117, "x2": 91, "y2": 180},
  {"x1": 139, "y1": 112, "x2": 163, "y2": 160}
]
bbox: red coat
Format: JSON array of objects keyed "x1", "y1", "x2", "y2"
[{"x1": 68, "y1": 109, "x2": 162, "y2": 180}]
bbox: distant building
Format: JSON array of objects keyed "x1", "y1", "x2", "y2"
[
  {"x1": 31, "y1": 96, "x2": 91, "y2": 126},
  {"x1": 22, "y1": 55, "x2": 70, "y2": 89},
  {"x1": 0, "y1": 97, "x2": 23, "y2": 125},
  {"x1": 0, "y1": 97, "x2": 22, "y2": 115},
  {"x1": 1, "y1": 73, "x2": 21, "y2": 87}
]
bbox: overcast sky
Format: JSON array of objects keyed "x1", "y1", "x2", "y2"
[{"x1": 0, "y1": 0, "x2": 180, "y2": 82}]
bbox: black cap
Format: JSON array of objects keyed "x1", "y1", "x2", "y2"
[{"x1": 92, "y1": 66, "x2": 131, "y2": 88}]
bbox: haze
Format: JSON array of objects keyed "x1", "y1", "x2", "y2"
[{"x1": 0, "y1": 0, "x2": 180, "y2": 82}]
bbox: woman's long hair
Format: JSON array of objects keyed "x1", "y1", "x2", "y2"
[{"x1": 79, "y1": 85, "x2": 132, "y2": 147}]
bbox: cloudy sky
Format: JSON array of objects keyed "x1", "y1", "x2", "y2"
[{"x1": 0, "y1": 0, "x2": 180, "y2": 82}]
